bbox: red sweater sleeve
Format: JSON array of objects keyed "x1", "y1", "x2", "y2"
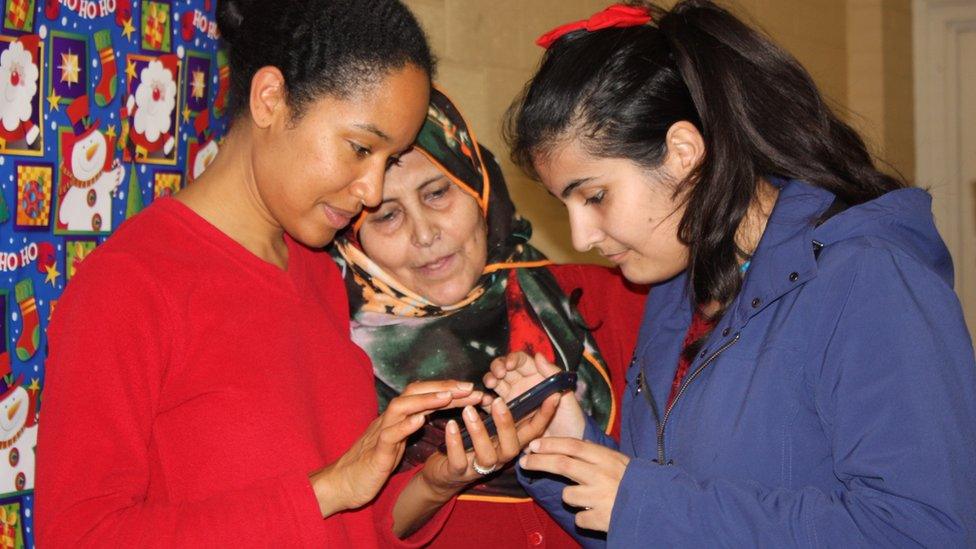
[
  {"x1": 36, "y1": 252, "x2": 330, "y2": 547},
  {"x1": 548, "y1": 264, "x2": 648, "y2": 440}
]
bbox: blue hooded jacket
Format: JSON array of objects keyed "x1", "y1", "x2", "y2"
[{"x1": 519, "y1": 179, "x2": 976, "y2": 547}]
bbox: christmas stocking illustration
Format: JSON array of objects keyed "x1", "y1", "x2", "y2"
[
  {"x1": 92, "y1": 30, "x2": 118, "y2": 107},
  {"x1": 14, "y1": 279, "x2": 39, "y2": 361}
]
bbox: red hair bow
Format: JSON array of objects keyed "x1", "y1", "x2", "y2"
[{"x1": 535, "y1": 3, "x2": 653, "y2": 49}]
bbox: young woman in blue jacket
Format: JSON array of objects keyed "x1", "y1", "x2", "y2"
[{"x1": 485, "y1": 1, "x2": 976, "y2": 546}]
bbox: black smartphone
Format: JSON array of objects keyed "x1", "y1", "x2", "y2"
[{"x1": 455, "y1": 371, "x2": 577, "y2": 451}]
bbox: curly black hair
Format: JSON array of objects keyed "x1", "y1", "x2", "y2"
[{"x1": 217, "y1": 0, "x2": 435, "y2": 121}]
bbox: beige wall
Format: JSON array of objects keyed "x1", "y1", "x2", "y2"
[{"x1": 404, "y1": 0, "x2": 914, "y2": 263}]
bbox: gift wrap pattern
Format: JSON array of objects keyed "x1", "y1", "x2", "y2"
[{"x1": 0, "y1": 1, "x2": 228, "y2": 545}]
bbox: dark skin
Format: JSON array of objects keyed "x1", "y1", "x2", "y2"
[{"x1": 175, "y1": 64, "x2": 560, "y2": 537}]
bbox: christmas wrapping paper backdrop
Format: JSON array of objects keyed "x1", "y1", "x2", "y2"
[{"x1": 0, "y1": 1, "x2": 228, "y2": 545}]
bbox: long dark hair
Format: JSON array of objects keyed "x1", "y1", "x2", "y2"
[
  {"x1": 216, "y1": 0, "x2": 434, "y2": 121},
  {"x1": 505, "y1": 0, "x2": 906, "y2": 315}
]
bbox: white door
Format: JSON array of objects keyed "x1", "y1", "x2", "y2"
[{"x1": 914, "y1": 0, "x2": 976, "y2": 341}]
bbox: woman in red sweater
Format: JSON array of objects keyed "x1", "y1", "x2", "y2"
[
  {"x1": 332, "y1": 88, "x2": 647, "y2": 548},
  {"x1": 36, "y1": 2, "x2": 555, "y2": 547}
]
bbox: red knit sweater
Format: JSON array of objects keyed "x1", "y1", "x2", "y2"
[{"x1": 36, "y1": 198, "x2": 451, "y2": 547}]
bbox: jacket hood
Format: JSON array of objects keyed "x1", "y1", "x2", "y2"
[{"x1": 813, "y1": 186, "x2": 954, "y2": 286}]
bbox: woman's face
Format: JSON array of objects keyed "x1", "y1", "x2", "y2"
[
  {"x1": 252, "y1": 64, "x2": 430, "y2": 248},
  {"x1": 358, "y1": 149, "x2": 488, "y2": 306},
  {"x1": 534, "y1": 138, "x2": 690, "y2": 285}
]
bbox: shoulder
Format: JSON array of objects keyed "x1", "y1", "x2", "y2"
[
  {"x1": 53, "y1": 201, "x2": 204, "y2": 333},
  {"x1": 75, "y1": 199, "x2": 205, "y2": 280},
  {"x1": 799, "y1": 237, "x2": 972, "y2": 368},
  {"x1": 814, "y1": 236, "x2": 955, "y2": 301}
]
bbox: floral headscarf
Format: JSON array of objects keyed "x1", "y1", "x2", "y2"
[{"x1": 331, "y1": 88, "x2": 615, "y2": 501}]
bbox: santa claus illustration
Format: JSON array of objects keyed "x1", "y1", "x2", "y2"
[
  {"x1": 0, "y1": 358, "x2": 37, "y2": 495},
  {"x1": 0, "y1": 35, "x2": 41, "y2": 151},
  {"x1": 125, "y1": 53, "x2": 178, "y2": 159},
  {"x1": 188, "y1": 109, "x2": 218, "y2": 182},
  {"x1": 57, "y1": 95, "x2": 125, "y2": 233}
]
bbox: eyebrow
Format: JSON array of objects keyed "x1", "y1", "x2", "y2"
[
  {"x1": 560, "y1": 177, "x2": 595, "y2": 199},
  {"x1": 377, "y1": 175, "x2": 446, "y2": 206},
  {"x1": 354, "y1": 123, "x2": 390, "y2": 142}
]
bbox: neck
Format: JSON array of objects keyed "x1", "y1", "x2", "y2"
[
  {"x1": 697, "y1": 181, "x2": 779, "y2": 318},
  {"x1": 175, "y1": 125, "x2": 289, "y2": 268},
  {"x1": 733, "y1": 179, "x2": 779, "y2": 264}
]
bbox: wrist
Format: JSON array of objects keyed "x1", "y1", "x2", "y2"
[
  {"x1": 309, "y1": 465, "x2": 350, "y2": 518},
  {"x1": 418, "y1": 460, "x2": 464, "y2": 502}
]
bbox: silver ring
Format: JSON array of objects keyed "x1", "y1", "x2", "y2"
[{"x1": 472, "y1": 460, "x2": 498, "y2": 475}]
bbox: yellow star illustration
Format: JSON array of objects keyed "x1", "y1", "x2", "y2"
[
  {"x1": 47, "y1": 89, "x2": 62, "y2": 111},
  {"x1": 59, "y1": 50, "x2": 80, "y2": 86},
  {"x1": 121, "y1": 17, "x2": 136, "y2": 40},
  {"x1": 44, "y1": 262, "x2": 61, "y2": 286},
  {"x1": 191, "y1": 69, "x2": 206, "y2": 99},
  {"x1": 182, "y1": 105, "x2": 192, "y2": 123},
  {"x1": 126, "y1": 59, "x2": 138, "y2": 81},
  {"x1": 27, "y1": 378, "x2": 40, "y2": 394},
  {"x1": 105, "y1": 124, "x2": 117, "y2": 139}
]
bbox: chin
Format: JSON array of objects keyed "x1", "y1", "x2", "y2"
[
  {"x1": 424, "y1": 284, "x2": 472, "y2": 307},
  {"x1": 621, "y1": 261, "x2": 673, "y2": 285},
  {"x1": 291, "y1": 223, "x2": 338, "y2": 249}
]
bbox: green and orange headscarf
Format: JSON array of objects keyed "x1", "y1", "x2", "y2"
[{"x1": 331, "y1": 88, "x2": 614, "y2": 501}]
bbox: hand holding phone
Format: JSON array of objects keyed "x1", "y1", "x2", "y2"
[{"x1": 456, "y1": 371, "x2": 576, "y2": 451}]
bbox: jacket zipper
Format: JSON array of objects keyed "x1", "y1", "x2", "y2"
[{"x1": 654, "y1": 333, "x2": 741, "y2": 464}]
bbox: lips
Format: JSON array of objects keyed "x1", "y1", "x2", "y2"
[
  {"x1": 601, "y1": 249, "x2": 629, "y2": 264},
  {"x1": 321, "y1": 203, "x2": 359, "y2": 230},
  {"x1": 415, "y1": 253, "x2": 457, "y2": 277}
]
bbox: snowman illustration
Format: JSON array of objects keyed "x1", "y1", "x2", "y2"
[
  {"x1": 0, "y1": 34, "x2": 40, "y2": 152},
  {"x1": 0, "y1": 361, "x2": 37, "y2": 495},
  {"x1": 126, "y1": 53, "x2": 178, "y2": 159},
  {"x1": 57, "y1": 94, "x2": 125, "y2": 233}
]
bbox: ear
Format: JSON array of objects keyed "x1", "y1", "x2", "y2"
[
  {"x1": 248, "y1": 66, "x2": 287, "y2": 129},
  {"x1": 663, "y1": 121, "x2": 705, "y2": 180}
]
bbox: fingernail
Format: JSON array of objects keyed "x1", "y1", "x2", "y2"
[
  {"x1": 529, "y1": 440, "x2": 540, "y2": 452},
  {"x1": 446, "y1": 419, "x2": 458, "y2": 434},
  {"x1": 519, "y1": 456, "x2": 528, "y2": 468},
  {"x1": 457, "y1": 381, "x2": 474, "y2": 391},
  {"x1": 437, "y1": 391, "x2": 452, "y2": 399},
  {"x1": 463, "y1": 405, "x2": 477, "y2": 421},
  {"x1": 493, "y1": 398, "x2": 508, "y2": 414}
]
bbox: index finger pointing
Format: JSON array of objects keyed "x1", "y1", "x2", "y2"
[{"x1": 525, "y1": 437, "x2": 615, "y2": 465}]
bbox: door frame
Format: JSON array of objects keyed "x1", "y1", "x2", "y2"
[{"x1": 914, "y1": 0, "x2": 976, "y2": 338}]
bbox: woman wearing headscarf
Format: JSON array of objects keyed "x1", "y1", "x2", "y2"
[{"x1": 331, "y1": 88, "x2": 647, "y2": 548}]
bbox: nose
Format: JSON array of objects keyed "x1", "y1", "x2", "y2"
[
  {"x1": 569, "y1": 211, "x2": 603, "y2": 253},
  {"x1": 7, "y1": 400, "x2": 20, "y2": 422},
  {"x1": 349, "y1": 165, "x2": 385, "y2": 209},
  {"x1": 411, "y1": 215, "x2": 440, "y2": 248}
]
